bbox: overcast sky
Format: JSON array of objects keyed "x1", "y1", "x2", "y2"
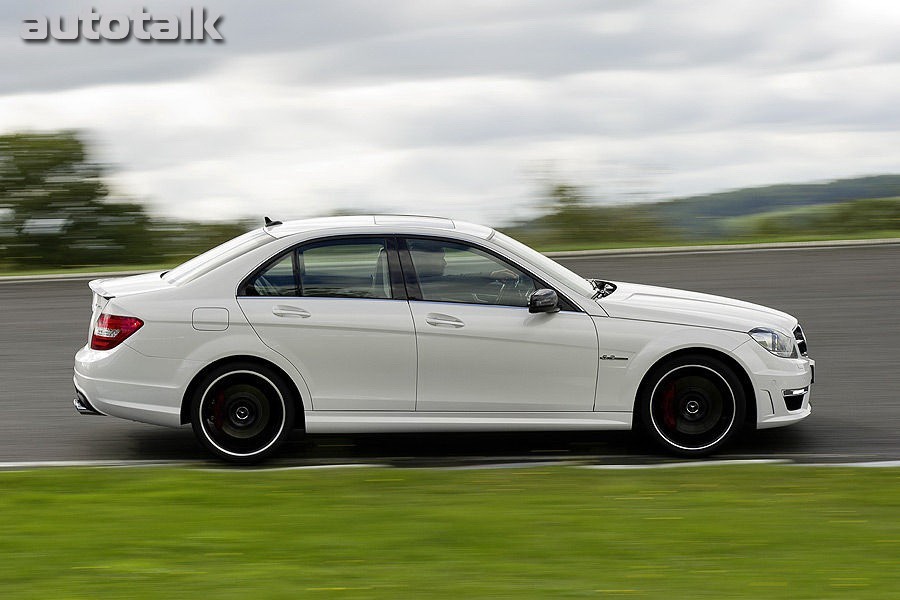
[{"x1": 2, "y1": 1, "x2": 900, "y2": 225}]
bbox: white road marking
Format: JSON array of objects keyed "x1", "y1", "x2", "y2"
[
  {"x1": 0, "y1": 271, "x2": 151, "y2": 284},
  {"x1": 0, "y1": 460, "x2": 192, "y2": 469},
  {"x1": 790, "y1": 460, "x2": 900, "y2": 468},
  {"x1": 195, "y1": 463, "x2": 387, "y2": 472},
  {"x1": 1, "y1": 457, "x2": 898, "y2": 471},
  {"x1": 0, "y1": 460, "x2": 388, "y2": 472},
  {"x1": 579, "y1": 459, "x2": 789, "y2": 470},
  {"x1": 548, "y1": 237, "x2": 900, "y2": 259},
  {"x1": 433, "y1": 460, "x2": 573, "y2": 470}
]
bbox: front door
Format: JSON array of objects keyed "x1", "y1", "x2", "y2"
[{"x1": 401, "y1": 237, "x2": 598, "y2": 412}]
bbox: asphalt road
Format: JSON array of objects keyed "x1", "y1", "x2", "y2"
[{"x1": 1, "y1": 243, "x2": 898, "y2": 466}]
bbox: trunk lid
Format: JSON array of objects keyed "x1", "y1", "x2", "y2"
[{"x1": 88, "y1": 271, "x2": 171, "y2": 299}]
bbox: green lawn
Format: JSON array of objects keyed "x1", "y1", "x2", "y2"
[
  {"x1": 0, "y1": 465, "x2": 897, "y2": 598},
  {"x1": 0, "y1": 262, "x2": 175, "y2": 277},
  {"x1": 723, "y1": 196, "x2": 900, "y2": 234}
]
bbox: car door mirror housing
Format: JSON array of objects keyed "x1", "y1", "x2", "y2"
[{"x1": 529, "y1": 288, "x2": 560, "y2": 313}]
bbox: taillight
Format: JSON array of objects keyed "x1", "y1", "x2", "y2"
[{"x1": 91, "y1": 314, "x2": 144, "y2": 350}]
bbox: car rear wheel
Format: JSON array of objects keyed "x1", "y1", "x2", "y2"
[
  {"x1": 639, "y1": 355, "x2": 745, "y2": 457},
  {"x1": 191, "y1": 362, "x2": 296, "y2": 464}
]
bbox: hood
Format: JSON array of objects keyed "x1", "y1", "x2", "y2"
[
  {"x1": 598, "y1": 281, "x2": 797, "y2": 334},
  {"x1": 89, "y1": 271, "x2": 171, "y2": 298}
]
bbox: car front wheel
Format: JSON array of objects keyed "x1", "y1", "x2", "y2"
[
  {"x1": 191, "y1": 362, "x2": 296, "y2": 464},
  {"x1": 639, "y1": 355, "x2": 745, "y2": 457}
]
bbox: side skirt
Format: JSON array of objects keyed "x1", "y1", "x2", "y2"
[{"x1": 304, "y1": 411, "x2": 633, "y2": 434}]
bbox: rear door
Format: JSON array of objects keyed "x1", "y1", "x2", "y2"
[
  {"x1": 237, "y1": 237, "x2": 417, "y2": 411},
  {"x1": 401, "y1": 237, "x2": 599, "y2": 412}
]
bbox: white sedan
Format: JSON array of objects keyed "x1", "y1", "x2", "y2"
[{"x1": 73, "y1": 216, "x2": 814, "y2": 463}]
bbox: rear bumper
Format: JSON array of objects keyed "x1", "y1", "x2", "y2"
[{"x1": 73, "y1": 343, "x2": 198, "y2": 428}]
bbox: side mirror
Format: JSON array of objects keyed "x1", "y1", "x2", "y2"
[{"x1": 529, "y1": 288, "x2": 560, "y2": 313}]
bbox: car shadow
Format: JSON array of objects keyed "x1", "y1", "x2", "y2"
[{"x1": 116, "y1": 423, "x2": 818, "y2": 467}]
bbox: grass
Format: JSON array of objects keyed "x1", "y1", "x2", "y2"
[
  {"x1": 0, "y1": 262, "x2": 176, "y2": 277},
  {"x1": 723, "y1": 202, "x2": 854, "y2": 229},
  {"x1": 0, "y1": 465, "x2": 897, "y2": 598},
  {"x1": 724, "y1": 196, "x2": 900, "y2": 229}
]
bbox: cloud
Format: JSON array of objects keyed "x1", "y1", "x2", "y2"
[{"x1": 1, "y1": 0, "x2": 900, "y2": 225}]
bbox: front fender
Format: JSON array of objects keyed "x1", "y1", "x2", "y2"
[{"x1": 592, "y1": 316, "x2": 749, "y2": 412}]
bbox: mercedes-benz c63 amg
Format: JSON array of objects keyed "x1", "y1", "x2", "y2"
[{"x1": 74, "y1": 216, "x2": 814, "y2": 463}]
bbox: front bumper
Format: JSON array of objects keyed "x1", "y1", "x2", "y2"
[{"x1": 732, "y1": 339, "x2": 815, "y2": 429}]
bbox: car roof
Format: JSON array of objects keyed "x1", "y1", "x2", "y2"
[{"x1": 263, "y1": 215, "x2": 495, "y2": 240}]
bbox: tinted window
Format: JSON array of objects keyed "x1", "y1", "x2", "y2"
[
  {"x1": 491, "y1": 230, "x2": 595, "y2": 298},
  {"x1": 245, "y1": 253, "x2": 297, "y2": 296},
  {"x1": 300, "y1": 239, "x2": 392, "y2": 299},
  {"x1": 407, "y1": 238, "x2": 537, "y2": 307}
]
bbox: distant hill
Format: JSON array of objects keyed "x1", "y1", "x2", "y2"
[
  {"x1": 505, "y1": 174, "x2": 900, "y2": 248},
  {"x1": 653, "y1": 174, "x2": 900, "y2": 236}
]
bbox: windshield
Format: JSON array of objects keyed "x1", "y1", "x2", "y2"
[
  {"x1": 490, "y1": 231, "x2": 596, "y2": 298},
  {"x1": 164, "y1": 228, "x2": 275, "y2": 285}
]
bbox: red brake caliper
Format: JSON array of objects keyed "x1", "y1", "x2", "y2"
[
  {"x1": 212, "y1": 390, "x2": 226, "y2": 430},
  {"x1": 661, "y1": 382, "x2": 677, "y2": 431}
]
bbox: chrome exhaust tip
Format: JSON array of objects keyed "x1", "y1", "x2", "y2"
[{"x1": 74, "y1": 391, "x2": 103, "y2": 416}]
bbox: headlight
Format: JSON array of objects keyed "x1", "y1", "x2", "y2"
[{"x1": 749, "y1": 328, "x2": 796, "y2": 358}]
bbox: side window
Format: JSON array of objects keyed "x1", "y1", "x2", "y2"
[
  {"x1": 245, "y1": 253, "x2": 297, "y2": 296},
  {"x1": 299, "y1": 238, "x2": 392, "y2": 299},
  {"x1": 406, "y1": 238, "x2": 537, "y2": 307}
]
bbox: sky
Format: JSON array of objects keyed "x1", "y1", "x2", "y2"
[{"x1": 2, "y1": 0, "x2": 900, "y2": 226}]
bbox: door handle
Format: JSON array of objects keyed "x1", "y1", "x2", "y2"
[
  {"x1": 272, "y1": 305, "x2": 311, "y2": 318},
  {"x1": 425, "y1": 313, "x2": 464, "y2": 328}
]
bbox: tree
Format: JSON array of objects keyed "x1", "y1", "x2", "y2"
[
  {"x1": 503, "y1": 179, "x2": 677, "y2": 248},
  {"x1": 0, "y1": 131, "x2": 159, "y2": 267}
]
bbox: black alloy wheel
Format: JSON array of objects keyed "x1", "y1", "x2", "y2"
[
  {"x1": 640, "y1": 355, "x2": 746, "y2": 457},
  {"x1": 191, "y1": 362, "x2": 296, "y2": 464}
]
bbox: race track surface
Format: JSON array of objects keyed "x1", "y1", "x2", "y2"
[{"x1": 1, "y1": 243, "x2": 898, "y2": 465}]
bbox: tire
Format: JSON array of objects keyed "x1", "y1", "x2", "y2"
[
  {"x1": 190, "y1": 362, "x2": 296, "y2": 464},
  {"x1": 639, "y1": 355, "x2": 745, "y2": 457}
]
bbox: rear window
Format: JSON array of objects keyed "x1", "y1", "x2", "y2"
[
  {"x1": 242, "y1": 238, "x2": 392, "y2": 299},
  {"x1": 300, "y1": 239, "x2": 390, "y2": 299},
  {"x1": 164, "y1": 229, "x2": 275, "y2": 285}
]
